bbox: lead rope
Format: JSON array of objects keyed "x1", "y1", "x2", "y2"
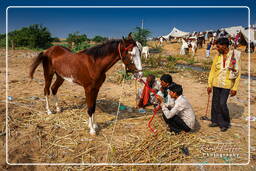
[
  {"x1": 138, "y1": 78, "x2": 161, "y2": 134},
  {"x1": 105, "y1": 77, "x2": 125, "y2": 163}
]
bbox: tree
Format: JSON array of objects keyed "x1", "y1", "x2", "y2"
[
  {"x1": 132, "y1": 27, "x2": 151, "y2": 46},
  {"x1": 66, "y1": 32, "x2": 91, "y2": 52},
  {"x1": 7, "y1": 24, "x2": 53, "y2": 49},
  {"x1": 52, "y1": 37, "x2": 60, "y2": 42},
  {"x1": 92, "y1": 35, "x2": 107, "y2": 43},
  {"x1": 66, "y1": 32, "x2": 88, "y2": 46},
  {"x1": 0, "y1": 34, "x2": 6, "y2": 47}
]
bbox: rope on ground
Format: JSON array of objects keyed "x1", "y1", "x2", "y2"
[
  {"x1": 0, "y1": 100, "x2": 45, "y2": 114},
  {"x1": 105, "y1": 78, "x2": 125, "y2": 163}
]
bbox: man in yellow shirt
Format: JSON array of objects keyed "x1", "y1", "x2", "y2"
[{"x1": 207, "y1": 38, "x2": 241, "y2": 132}]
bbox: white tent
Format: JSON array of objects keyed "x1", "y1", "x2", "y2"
[
  {"x1": 240, "y1": 28, "x2": 256, "y2": 44},
  {"x1": 222, "y1": 26, "x2": 244, "y2": 37},
  {"x1": 162, "y1": 27, "x2": 189, "y2": 39}
]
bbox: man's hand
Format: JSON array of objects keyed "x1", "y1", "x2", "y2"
[
  {"x1": 207, "y1": 87, "x2": 212, "y2": 95},
  {"x1": 156, "y1": 95, "x2": 163, "y2": 103},
  {"x1": 160, "y1": 87, "x2": 164, "y2": 92},
  {"x1": 230, "y1": 90, "x2": 237, "y2": 97}
]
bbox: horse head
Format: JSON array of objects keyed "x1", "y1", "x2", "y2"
[{"x1": 118, "y1": 33, "x2": 143, "y2": 78}]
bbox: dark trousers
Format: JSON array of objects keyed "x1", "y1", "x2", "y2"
[
  {"x1": 211, "y1": 87, "x2": 231, "y2": 128},
  {"x1": 162, "y1": 114, "x2": 191, "y2": 134}
]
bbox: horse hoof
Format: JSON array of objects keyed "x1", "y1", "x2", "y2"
[
  {"x1": 47, "y1": 110, "x2": 52, "y2": 115},
  {"x1": 93, "y1": 124, "x2": 98, "y2": 129},
  {"x1": 56, "y1": 107, "x2": 61, "y2": 113},
  {"x1": 90, "y1": 129, "x2": 96, "y2": 136}
]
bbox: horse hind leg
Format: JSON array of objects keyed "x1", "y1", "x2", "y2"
[
  {"x1": 43, "y1": 62, "x2": 54, "y2": 114},
  {"x1": 44, "y1": 74, "x2": 54, "y2": 114},
  {"x1": 51, "y1": 74, "x2": 64, "y2": 113}
]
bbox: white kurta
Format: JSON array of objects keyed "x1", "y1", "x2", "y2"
[
  {"x1": 180, "y1": 39, "x2": 189, "y2": 55},
  {"x1": 160, "y1": 95, "x2": 195, "y2": 129},
  {"x1": 130, "y1": 46, "x2": 142, "y2": 71}
]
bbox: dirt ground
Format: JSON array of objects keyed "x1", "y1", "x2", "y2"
[{"x1": 0, "y1": 42, "x2": 255, "y2": 171}]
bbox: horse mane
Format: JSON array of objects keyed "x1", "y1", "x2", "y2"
[{"x1": 80, "y1": 39, "x2": 121, "y2": 58}]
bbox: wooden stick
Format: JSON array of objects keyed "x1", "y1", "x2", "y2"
[{"x1": 134, "y1": 79, "x2": 138, "y2": 108}]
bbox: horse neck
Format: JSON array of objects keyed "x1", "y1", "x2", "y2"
[{"x1": 98, "y1": 53, "x2": 121, "y2": 73}]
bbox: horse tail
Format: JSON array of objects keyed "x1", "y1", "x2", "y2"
[{"x1": 29, "y1": 52, "x2": 48, "y2": 79}]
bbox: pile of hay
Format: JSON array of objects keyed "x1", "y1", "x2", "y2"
[{"x1": 108, "y1": 117, "x2": 201, "y2": 163}]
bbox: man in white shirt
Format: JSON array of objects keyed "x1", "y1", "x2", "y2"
[
  {"x1": 129, "y1": 42, "x2": 143, "y2": 78},
  {"x1": 180, "y1": 39, "x2": 189, "y2": 55},
  {"x1": 157, "y1": 84, "x2": 196, "y2": 134}
]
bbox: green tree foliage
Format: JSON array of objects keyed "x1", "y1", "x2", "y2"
[
  {"x1": 66, "y1": 32, "x2": 91, "y2": 52},
  {"x1": 0, "y1": 34, "x2": 5, "y2": 47},
  {"x1": 72, "y1": 42, "x2": 92, "y2": 52},
  {"x1": 52, "y1": 37, "x2": 60, "y2": 42},
  {"x1": 92, "y1": 35, "x2": 107, "y2": 43},
  {"x1": 132, "y1": 27, "x2": 151, "y2": 46},
  {"x1": 66, "y1": 32, "x2": 88, "y2": 46},
  {"x1": 4, "y1": 24, "x2": 53, "y2": 49}
]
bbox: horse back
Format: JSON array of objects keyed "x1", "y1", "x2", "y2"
[
  {"x1": 44, "y1": 46, "x2": 72, "y2": 58},
  {"x1": 44, "y1": 46, "x2": 94, "y2": 85}
]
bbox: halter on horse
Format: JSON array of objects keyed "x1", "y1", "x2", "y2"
[{"x1": 29, "y1": 33, "x2": 142, "y2": 135}]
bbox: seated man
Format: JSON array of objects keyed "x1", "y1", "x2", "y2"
[
  {"x1": 157, "y1": 84, "x2": 196, "y2": 134},
  {"x1": 158, "y1": 74, "x2": 175, "y2": 106},
  {"x1": 137, "y1": 74, "x2": 161, "y2": 111}
]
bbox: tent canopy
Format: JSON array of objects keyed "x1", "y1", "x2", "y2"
[
  {"x1": 162, "y1": 27, "x2": 189, "y2": 39},
  {"x1": 221, "y1": 26, "x2": 244, "y2": 37},
  {"x1": 240, "y1": 28, "x2": 256, "y2": 44}
]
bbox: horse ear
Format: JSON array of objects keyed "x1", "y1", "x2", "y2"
[{"x1": 128, "y1": 32, "x2": 133, "y2": 40}]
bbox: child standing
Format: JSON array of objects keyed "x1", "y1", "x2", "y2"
[{"x1": 206, "y1": 42, "x2": 212, "y2": 58}]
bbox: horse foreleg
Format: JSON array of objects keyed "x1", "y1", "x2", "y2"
[
  {"x1": 91, "y1": 111, "x2": 98, "y2": 129},
  {"x1": 90, "y1": 88, "x2": 101, "y2": 129},
  {"x1": 88, "y1": 102, "x2": 97, "y2": 127},
  {"x1": 85, "y1": 89, "x2": 98, "y2": 135}
]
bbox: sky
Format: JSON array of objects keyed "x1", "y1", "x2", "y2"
[{"x1": 1, "y1": 0, "x2": 256, "y2": 39}]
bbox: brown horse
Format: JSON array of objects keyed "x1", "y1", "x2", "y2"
[{"x1": 29, "y1": 33, "x2": 140, "y2": 135}]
